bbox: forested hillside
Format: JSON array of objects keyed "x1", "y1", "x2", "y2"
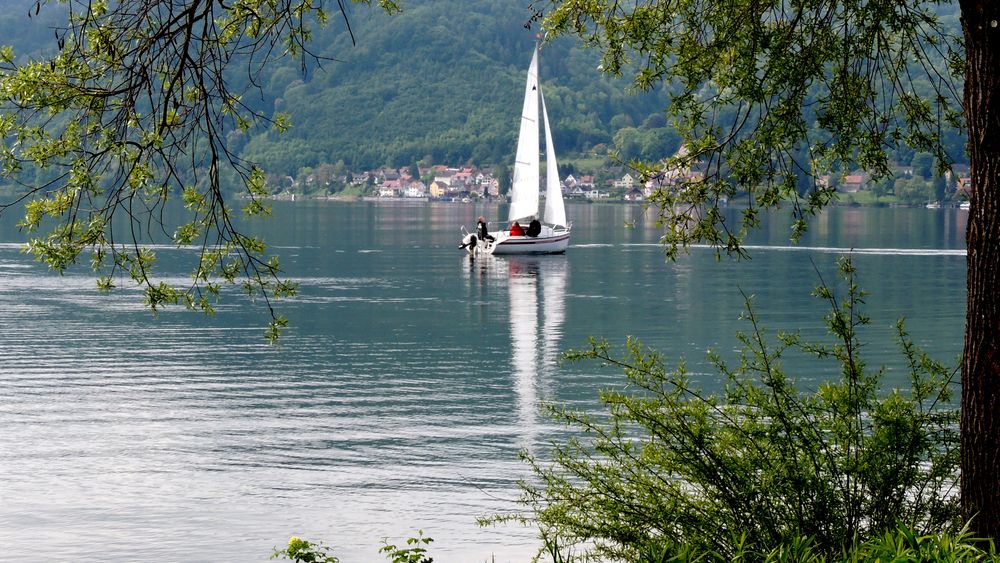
[
  {"x1": 0, "y1": 0, "x2": 965, "y2": 189},
  {"x1": 234, "y1": 0, "x2": 677, "y2": 175}
]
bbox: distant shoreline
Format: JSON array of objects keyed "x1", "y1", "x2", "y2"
[{"x1": 273, "y1": 193, "x2": 971, "y2": 210}]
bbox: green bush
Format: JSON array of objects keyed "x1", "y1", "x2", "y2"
[
  {"x1": 379, "y1": 530, "x2": 434, "y2": 563},
  {"x1": 271, "y1": 537, "x2": 339, "y2": 563},
  {"x1": 272, "y1": 532, "x2": 434, "y2": 563},
  {"x1": 848, "y1": 525, "x2": 996, "y2": 562},
  {"x1": 496, "y1": 258, "x2": 960, "y2": 562}
]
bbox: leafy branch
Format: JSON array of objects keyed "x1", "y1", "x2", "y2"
[
  {"x1": 0, "y1": 0, "x2": 399, "y2": 340},
  {"x1": 537, "y1": 0, "x2": 963, "y2": 258}
]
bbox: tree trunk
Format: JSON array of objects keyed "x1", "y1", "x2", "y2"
[{"x1": 960, "y1": 0, "x2": 1000, "y2": 542}]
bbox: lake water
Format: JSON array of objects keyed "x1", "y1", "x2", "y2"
[{"x1": 0, "y1": 201, "x2": 967, "y2": 562}]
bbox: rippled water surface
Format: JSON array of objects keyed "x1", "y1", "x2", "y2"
[{"x1": 0, "y1": 202, "x2": 967, "y2": 561}]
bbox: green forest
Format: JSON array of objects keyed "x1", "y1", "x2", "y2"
[
  {"x1": 232, "y1": 0, "x2": 682, "y2": 175},
  {"x1": 0, "y1": 0, "x2": 966, "y2": 195}
]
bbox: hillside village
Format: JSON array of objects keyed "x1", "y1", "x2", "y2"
[
  {"x1": 366, "y1": 165, "x2": 629, "y2": 201},
  {"x1": 269, "y1": 147, "x2": 713, "y2": 204},
  {"x1": 270, "y1": 156, "x2": 972, "y2": 207}
]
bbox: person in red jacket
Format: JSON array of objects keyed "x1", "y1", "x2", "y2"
[{"x1": 509, "y1": 221, "x2": 525, "y2": 236}]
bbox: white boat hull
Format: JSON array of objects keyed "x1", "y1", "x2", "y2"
[{"x1": 489, "y1": 231, "x2": 570, "y2": 255}]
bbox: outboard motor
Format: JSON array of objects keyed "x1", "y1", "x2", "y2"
[{"x1": 460, "y1": 233, "x2": 478, "y2": 251}]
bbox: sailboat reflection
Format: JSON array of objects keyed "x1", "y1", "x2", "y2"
[{"x1": 506, "y1": 255, "x2": 569, "y2": 450}]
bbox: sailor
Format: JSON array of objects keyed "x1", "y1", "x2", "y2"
[
  {"x1": 509, "y1": 221, "x2": 525, "y2": 236},
  {"x1": 526, "y1": 219, "x2": 541, "y2": 237},
  {"x1": 477, "y1": 216, "x2": 495, "y2": 242}
]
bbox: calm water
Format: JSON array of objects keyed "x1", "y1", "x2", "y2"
[{"x1": 0, "y1": 201, "x2": 967, "y2": 562}]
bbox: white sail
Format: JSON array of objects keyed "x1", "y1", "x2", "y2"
[
  {"x1": 508, "y1": 48, "x2": 540, "y2": 223},
  {"x1": 540, "y1": 90, "x2": 567, "y2": 228}
]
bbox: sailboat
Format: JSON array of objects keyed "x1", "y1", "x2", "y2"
[{"x1": 461, "y1": 45, "x2": 571, "y2": 255}]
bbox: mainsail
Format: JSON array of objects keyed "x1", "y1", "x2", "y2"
[{"x1": 508, "y1": 48, "x2": 540, "y2": 223}]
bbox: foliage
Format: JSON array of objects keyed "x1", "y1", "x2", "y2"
[
  {"x1": 894, "y1": 176, "x2": 936, "y2": 205},
  {"x1": 272, "y1": 536, "x2": 340, "y2": 563},
  {"x1": 628, "y1": 525, "x2": 998, "y2": 562},
  {"x1": 848, "y1": 525, "x2": 996, "y2": 563},
  {"x1": 231, "y1": 0, "x2": 964, "y2": 177},
  {"x1": 737, "y1": 526, "x2": 993, "y2": 563},
  {"x1": 0, "y1": 1, "x2": 970, "y2": 192},
  {"x1": 379, "y1": 530, "x2": 434, "y2": 563},
  {"x1": 0, "y1": 0, "x2": 398, "y2": 340},
  {"x1": 272, "y1": 526, "x2": 996, "y2": 563},
  {"x1": 495, "y1": 258, "x2": 960, "y2": 561},
  {"x1": 272, "y1": 532, "x2": 435, "y2": 563},
  {"x1": 539, "y1": 0, "x2": 964, "y2": 256},
  {"x1": 235, "y1": 0, "x2": 683, "y2": 174}
]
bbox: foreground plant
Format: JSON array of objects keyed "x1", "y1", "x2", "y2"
[
  {"x1": 379, "y1": 529, "x2": 433, "y2": 563},
  {"x1": 632, "y1": 525, "x2": 997, "y2": 563},
  {"x1": 272, "y1": 536, "x2": 339, "y2": 563},
  {"x1": 272, "y1": 531, "x2": 433, "y2": 563},
  {"x1": 493, "y1": 257, "x2": 960, "y2": 561}
]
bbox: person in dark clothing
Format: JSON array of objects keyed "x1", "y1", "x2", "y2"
[
  {"x1": 526, "y1": 219, "x2": 541, "y2": 237},
  {"x1": 477, "y1": 216, "x2": 495, "y2": 242}
]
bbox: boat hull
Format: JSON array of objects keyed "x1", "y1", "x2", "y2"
[{"x1": 489, "y1": 232, "x2": 570, "y2": 255}]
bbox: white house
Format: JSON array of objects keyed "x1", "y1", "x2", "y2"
[{"x1": 405, "y1": 181, "x2": 427, "y2": 198}]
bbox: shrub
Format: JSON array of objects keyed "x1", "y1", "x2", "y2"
[
  {"x1": 271, "y1": 537, "x2": 339, "y2": 563},
  {"x1": 497, "y1": 257, "x2": 960, "y2": 561},
  {"x1": 271, "y1": 532, "x2": 434, "y2": 563}
]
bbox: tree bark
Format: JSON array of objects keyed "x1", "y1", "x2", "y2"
[{"x1": 960, "y1": 0, "x2": 1000, "y2": 542}]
